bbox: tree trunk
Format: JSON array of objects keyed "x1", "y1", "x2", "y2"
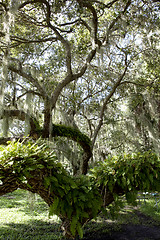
[{"x1": 43, "y1": 98, "x2": 52, "y2": 138}]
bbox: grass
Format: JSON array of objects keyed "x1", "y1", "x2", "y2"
[
  {"x1": 138, "y1": 193, "x2": 160, "y2": 222},
  {"x1": 0, "y1": 190, "x2": 160, "y2": 240},
  {"x1": 0, "y1": 190, "x2": 63, "y2": 240}
]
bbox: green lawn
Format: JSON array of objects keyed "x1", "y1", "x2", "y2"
[
  {"x1": 139, "y1": 193, "x2": 160, "y2": 221},
  {"x1": 0, "y1": 190, "x2": 160, "y2": 240},
  {"x1": 0, "y1": 190, "x2": 63, "y2": 240}
]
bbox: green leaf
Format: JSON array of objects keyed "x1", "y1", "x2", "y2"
[
  {"x1": 66, "y1": 206, "x2": 73, "y2": 219},
  {"x1": 70, "y1": 181, "x2": 78, "y2": 189},
  {"x1": 79, "y1": 194, "x2": 86, "y2": 201},
  {"x1": 50, "y1": 176, "x2": 58, "y2": 183},
  {"x1": 49, "y1": 197, "x2": 59, "y2": 216},
  {"x1": 57, "y1": 187, "x2": 65, "y2": 197},
  {"x1": 81, "y1": 212, "x2": 89, "y2": 219},
  {"x1": 44, "y1": 177, "x2": 51, "y2": 188},
  {"x1": 77, "y1": 222, "x2": 83, "y2": 239},
  {"x1": 36, "y1": 164, "x2": 44, "y2": 169},
  {"x1": 70, "y1": 216, "x2": 78, "y2": 236},
  {"x1": 24, "y1": 165, "x2": 37, "y2": 171}
]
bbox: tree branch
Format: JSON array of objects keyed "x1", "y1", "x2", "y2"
[
  {"x1": 0, "y1": 2, "x2": 8, "y2": 11},
  {"x1": 92, "y1": 58, "x2": 129, "y2": 148},
  {"x1": 90, "y1": 0, "x2": 120, "y2": 8},
  {"x1": 73, "y1": 48, "x2": 97, "y2": 79},
  {"x1": 10, "y1": 36, "x2": 57, "y2": 47},
  {"x1": 76, "y1": 0, "x2": 98, "y2": 47},
  {"x1": 41, "y1": 1, "x2": 72, "y2": 74},
  {"x1": 103, "y1": 0, "x2": 131, "y2": 45},
  {"x1": 18, "y1": 0, "x2": 72, "y2": 74},
  {"x1": 3, "y1": 59, "x2": 48, "y2": 99}
]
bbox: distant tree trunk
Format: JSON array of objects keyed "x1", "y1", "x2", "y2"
[
  {"x1": 43, "y1": 98, "x2": 52, "y2": 138},
  {"x1": 157, "y1": 99, "x2": 160, "y2": 136}
]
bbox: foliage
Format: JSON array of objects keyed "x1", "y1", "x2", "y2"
[
  {"x1": 0, "y1": 140, "x2": 101, "y2": 238},
  {"x1": 91, "y1": 151, "x2": 160, "y2": 207},
  {"x1": 48, "y1": 176, "x2": 102, "y2": 238},
  {"x1": 1, "y1": 0, "x2": 160, "y2": 237},
  {"x1": 0, "y1": 140, "x2": 58, "y2": 180},
  {"x1": 1, "y1": 140, "x2": 160, "y2": 238}
]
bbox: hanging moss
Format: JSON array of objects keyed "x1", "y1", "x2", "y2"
[{"x1": 30, "y1": 118, "x2": 43, "y2": 136}]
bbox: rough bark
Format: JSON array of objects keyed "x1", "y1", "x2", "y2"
[{"x1": 0, "y1": 163, "x2": 123, "y2": 239}]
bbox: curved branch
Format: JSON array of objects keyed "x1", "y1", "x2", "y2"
[
  {"x1": 0, "y1": 169, "x2": 19, "y2": 196},
  {"x1": 120, "y1": 81, "x2": 146, "y2": 87},
  {"x1": 51, "y1": 45, "x2": 97, "y2": 109},
  {"x1": 40, "y1": 0, "x2": 72, "y2": 74},
  {"x1": 92, "y1": 60, "x2": 128, "y2": 148},
  {"x1": 18, "y1": 0, "x2": 72, "y2": 74},
  {"x1": 76, "y1": 0, "x2": 98, "y2": 46},
  {"x1": 103, "y1": 0, "x2": 131, "y2": 45},
  {"x1": 89, "y1": 0, "x2": 120, "y2": 8},
  {"x1": 18, "y1": 0, "x2": 45, "y2": 9},
  {"x1": 17, "y1": 90, "x2": 42, "y2": 101},
  {"x1": 6, "y1": 62, "x2": 48, "y2": 99},
  {"x1": 0, "y1": 55, "x2": 46, "y2": 98},
  {"x1": 52, "y1": 124, "x2": 92, "y2": 174},
  {"x1": 74, "y1": 48, "x2": 97, "y2": 78},
  {"x1": 51, "y1": 74, "x2": 73, "y2": 109},
  {"x1": 0, "y1": 2, "x2": 8, "y2": 11},
  {"x1": 48, "y1": 24, "x2": 72, "y2": 74},
  {"x1": 10, "y1": 36, "x2": 57, "y2": 46}
]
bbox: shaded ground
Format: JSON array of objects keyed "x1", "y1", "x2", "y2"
[
  {"x1": 1, "y1": 192, "x2": 160, "y2": 240},
  {"x1": 82, "y1": 208, "x2": 160, "y2": 240}
]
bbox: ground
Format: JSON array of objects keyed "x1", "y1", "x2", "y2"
[
  {"x1": 0, "y1": 190, "x2": 160, "y2": 240},
  {"x1": 83, "y1": 208, "x2": 160, "y2": 240}
]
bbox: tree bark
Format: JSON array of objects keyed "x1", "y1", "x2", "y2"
[
  {"x1": 43, "y1": 98, "x2": 52, "y2": 138},
  {"x1": 0, "y1": 164, "x2": 122, "y2": 239}
]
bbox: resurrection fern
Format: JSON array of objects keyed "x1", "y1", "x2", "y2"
[
  {"x1": 0, "y1": 140, "x2": 101, "y2": 239},
  {"x1": 48, "y1": 175, "x2": 102, "y2": 238},
  {"x1": 0, "y1": 140, "x2": 160, "y2": 239},
  {"x1": 91, "y1": 151, "x2": 160, "y2": 205}
]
